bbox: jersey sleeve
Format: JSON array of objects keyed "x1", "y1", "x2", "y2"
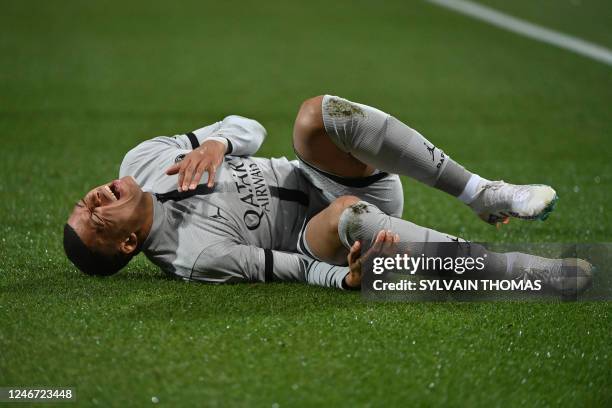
[
  {"x1": 192, "y1": 115, "x2": 266, "y2": 156},
  {"x1": 119, "y1": 135, "x2": 192, "y2": 191},
  {"x1": 190, "y1": 241, "x2": 349, "y2": 289},
  {"x1": 271, "y1": 250, "x2": 350, "y2": 289},
  {"x1": 119, "y1": 116, "x2": 266, "y2": 190}
]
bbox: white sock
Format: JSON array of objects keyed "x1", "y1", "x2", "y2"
[
  {"x1": 457, "y1": 174, "x2": 489, "y2": 205},
  {"x1": 337, "y1": 201, "x2": 510, "y2": 276},
  {"x1": 337, "y1": 201, "x2": 564, "y2": 280},
  {"x1": 321, "y1": 95, "x2": 474, "y2": 197}
]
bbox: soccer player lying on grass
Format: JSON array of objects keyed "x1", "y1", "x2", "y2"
[{"x1": 63, "y1": 95, "x2": 592, "y2": 293}]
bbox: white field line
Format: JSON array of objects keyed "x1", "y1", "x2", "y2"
[{"x1": 427, "y1": 0, "x2": 612, "y2": 67}]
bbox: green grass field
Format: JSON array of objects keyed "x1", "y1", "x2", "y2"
[{"x1": 1, "y1": 0, "x2": 610, "y2": 406}]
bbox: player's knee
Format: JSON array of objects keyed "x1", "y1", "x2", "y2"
[
  {"x1": 293, "y1": 96, "x2": 325, "y2": 152},
  {"x1": 328, "y1": 195, "x2": 361, "y2": 231},
  {"x1": 299, "y1": 95, "x2": 324, "y2": 118},
  {"x1": 333, "y1": 195, "x2": 361, "y2": 209}
]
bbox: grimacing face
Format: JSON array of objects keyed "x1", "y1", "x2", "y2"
[{"x1": 67, "y1": 176, "x2": 148, "y2": 257}]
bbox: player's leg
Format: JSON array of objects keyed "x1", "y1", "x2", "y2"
[
  {"x1": 294, "y1": 95, "x2": 558, "y2": 225},
  {"x1": 293, "y1": 95, "x2": 404, "y2": 218},
  {"x1": 293, "y1": 95, "x2": 376, "y2": 178},
  {"x1": 305, "y1": 196, "x2": 592, "y2": 294},
  {"x1": 305, "y1": 196, "x2": 470, "y2": 266},
  {"x1": 301, "y1": 195, "x2": 362, "y2": 265}
]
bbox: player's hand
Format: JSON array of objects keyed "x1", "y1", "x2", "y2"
[
  {"x1": 165, "y1": 139, "x2": 226, "y2": 191},
  {"x1": 345, "y1": 230, "x2": 400, "y2": 289}
]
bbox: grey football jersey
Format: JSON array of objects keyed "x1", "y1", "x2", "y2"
[{"x1": 119, "y1": 116, "x2": 348, "y2": 288}]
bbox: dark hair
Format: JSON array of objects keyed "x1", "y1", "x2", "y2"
[{"x1": 63, "y1": 224, "x2": 132, "y2": 276}]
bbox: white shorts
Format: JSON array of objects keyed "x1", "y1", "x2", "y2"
[{"x1": 293, "y1": 154, "x2": 404, "y2": 259}]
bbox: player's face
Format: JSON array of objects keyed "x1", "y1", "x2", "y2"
[{"x1": 67, "y1": 176, "x2": 147, "y2": 255}]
